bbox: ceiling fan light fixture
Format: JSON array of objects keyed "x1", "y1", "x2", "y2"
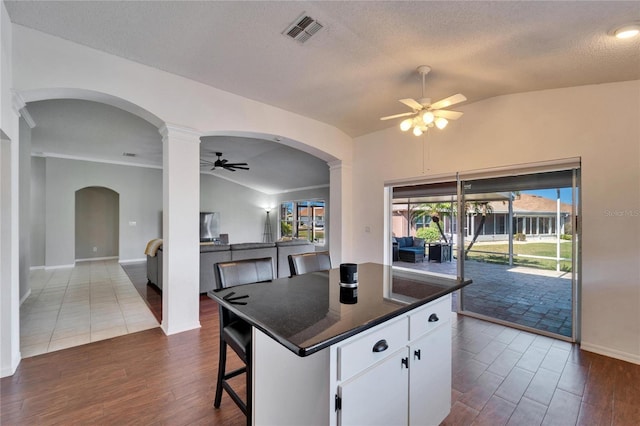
[
  {"x1": 614, "y1": 24, "x2": 640, "y2": 39},
  {"x1": 380, "y1": 65, "x2": 466, "y2": 137},
  {"x1": 422, "y1": 111, "x2": 435, "y2": 124},
  {"x1": 435, "y1": 117, "x2": 448, "y2": 129},
  {"x1": 400, "y1": 118, "x2": 413, "y2": 131}
]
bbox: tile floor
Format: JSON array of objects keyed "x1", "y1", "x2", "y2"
[{"x1": 20, "y1": 259, "x2": 159, "y2": 358}]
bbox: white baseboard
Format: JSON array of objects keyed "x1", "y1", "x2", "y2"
[
  {"x1": 19, "y1": 289, "x2": 31, "y2": 306},
  {"x1": 119, "y1": 258, "x2": 146, "y2": 264},
  {"x1": 76, "y1": 256, "x2": 119, "y2": 263},
  {"x1": 44, "y1": 263, "x2": 76, "y2": 270},
  {"x1": 580, "y1": 341, "x2": 640, "y2": 365},
  {"x1": 29, "y1": 265, "x2": 45, "y2": 271},
  {"x1": 0, "y1": 351, "x2": 21, "y2": 378}
]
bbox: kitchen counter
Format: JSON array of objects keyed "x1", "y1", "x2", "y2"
[
  {"x1": 209, "y1": 262, "x2": 471, "y2": 357},
  {"x1": 208, "y1": 262, "x2": 472, "y2": 425}
]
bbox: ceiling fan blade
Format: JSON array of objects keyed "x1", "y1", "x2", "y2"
[
  {"x1": 429, "y1": 93, "x2": 467, "y2": 111},
  {"x1": 380, "y1": 111, "x2": 415, "y2": 121},
  {"x1": 231, "y1": 166, "x2": 250, "y2": 170},
  {"x1": 224, "y1": 163, "x2": 249, "y2": 167},
  {"x1": 399, "y1": 98, "x2": 424, "y2": 111},
  {"x1": 433, "y1": 110, "x2": 464, "y2": 120},
  {"x1": 200, "y1": 159, "x2": 215, "y2": 166}
]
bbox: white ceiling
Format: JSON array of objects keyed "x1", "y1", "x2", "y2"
[
  {"x1": 6, "y1": 1, "x2": 640, "y2": 192},
  {"x1": 28, "y1": 99, "x2": 329, "y2": 195}
]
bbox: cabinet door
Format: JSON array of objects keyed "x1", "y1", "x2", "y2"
[
  {"x1": 338, "y1": 348, "x2": 409, "y2": 426},
  {"x1": 409, "y1": 324, "x2": 452, "y2": 425}
]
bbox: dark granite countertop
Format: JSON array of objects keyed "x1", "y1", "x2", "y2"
[{"x1": 208, "y1": 262, "x2": 472, "y2": 357}]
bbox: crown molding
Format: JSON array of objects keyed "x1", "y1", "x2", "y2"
[{"x1": 12, "y1": 92, "x2": 36, "y2": 128}]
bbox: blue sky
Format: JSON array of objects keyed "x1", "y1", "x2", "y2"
[{"x1": 523, "y1": 188, "x2": 574, "y2": 204}]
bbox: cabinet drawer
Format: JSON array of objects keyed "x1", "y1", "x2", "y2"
[
  {"x1": 409, "y1": 295, "x2": 451, "y2": 340},
  {"x1": 337, "y1": 317, "x2": 408, "y2": 381}
]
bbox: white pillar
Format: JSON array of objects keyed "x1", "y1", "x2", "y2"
[
  {"x1": 159, "y1": 124, "x2": 201, "y2": 335},
  {"x1": 329, "y1": 160, "x2": 352, "y2": 264},
  {"x1": 0, "y1": 105, "x2": 22, "y2": 377}
]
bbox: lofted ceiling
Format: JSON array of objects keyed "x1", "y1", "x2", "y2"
[{"x1": 6, "y1": 1, "x2": 640, "y2": 192}]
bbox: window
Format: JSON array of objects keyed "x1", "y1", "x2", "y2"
[{"x1": 279, "y1": 200, "x2": 325, "y2": 244}]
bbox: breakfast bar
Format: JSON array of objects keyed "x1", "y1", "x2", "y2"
[{"x1": 208, "y1": 262, "x2": 472, "y2": 425}]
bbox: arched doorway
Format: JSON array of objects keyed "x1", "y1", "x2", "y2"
[{"x1": 75, "y1": 186, "x2": 120, "y2": 261}]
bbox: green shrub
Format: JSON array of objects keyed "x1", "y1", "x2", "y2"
[
  {"x1": 561, "y1": 234, "x2": 572, "y2": 240},
  {"x1": 514, "y1": 233, "x2": 526, "y2": 241},
  {"x1": 416, "y1": 226, "x2": 441, "y2": 242},
  {"x1": 563, "y1": 221, "x2": 573, "y2": 236},
  {"x1": 280, "y1": 221, "x2": 292, "y2": 236}
]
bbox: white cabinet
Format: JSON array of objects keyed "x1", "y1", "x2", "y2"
[
  {"x1": 334, "y1": 295, "x2": 451, "y2": 426},
  {"x1": 409, "y1": 322, "x2": 452, "y2": 425},
  {"x1": 338, "y1": 348, "x2": 409, "y2": 426}
]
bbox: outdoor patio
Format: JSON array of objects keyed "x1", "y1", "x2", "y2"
[{"x1": 393, "y1": 256, "x2": 573, "y2": 338}]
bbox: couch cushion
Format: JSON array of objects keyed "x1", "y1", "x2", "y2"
[
  {"x1": 413, "y1": 237, "x2": 425, "y2": 247},
  {"x1": 200, "y1": 244, "x2": 231, "y2": 253},
  {"x1": 399, "y1": 246, "x2": 424, "y2": 254}
]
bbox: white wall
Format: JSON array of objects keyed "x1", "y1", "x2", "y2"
[
  {"x1": 12, "y1": 25, "x2": 351, "y2": 163},
  {"x1": 31, "y1": 157, "x2": 321, "y2": 267},
  {"x1": 353, "y1": 80, "x2": 640, "y2": 363},
  {"x1": 13, "y1": 22, "x2": 354, "y2": 266},
  {"x1": 200, "y1": 173, "x2": 284, "y2": 244},
  {"x1": 29, "y1": 156, "x2": 45, "y2": 266},
  {"x1": 0, "y1": 0, "x2": 21, "y2": 377},
  {"x1": 18, "y1": 118, "x2": 30, "y2": 300},
  {"x1": 5, "y1": 17, "x2": 355, "y2": 377},
  {"x1": 42, "y1": 158, "x2": 163, "y2": 266}
]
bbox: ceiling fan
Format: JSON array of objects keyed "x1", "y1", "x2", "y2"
[
  {"x1": 200, "y1": 152, "x2": 249, "y2": 172},
  {"x1": 380, "y1": 65, "x2": 467, "y2": 136}
]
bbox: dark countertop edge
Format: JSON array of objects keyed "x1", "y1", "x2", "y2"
[{"x1": 209, "y1": 278, "x2": 472, "y2": 357}]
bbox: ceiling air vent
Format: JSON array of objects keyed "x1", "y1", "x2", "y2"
[
  {"x1": 122, "y1": 152, "x2": 136, "y2": 157},
  {"x1": 283, "y1": 13, "x2": 323, "y2": 43}
]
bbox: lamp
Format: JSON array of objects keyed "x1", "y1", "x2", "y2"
[{"x1": 262, "y1": 208, "x2": 273, "y2": 243}]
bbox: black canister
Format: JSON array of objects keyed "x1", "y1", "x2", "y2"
[{"x1": 340, "y1": 263, "x2": 358, "y2": 288}]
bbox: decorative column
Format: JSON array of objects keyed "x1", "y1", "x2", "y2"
[
  {"x1": 329, "y1": 160, "x2": 353, "y2": 264},
  {"x1": 159, "y1": 124, "x2": 201, "y2": 335}
]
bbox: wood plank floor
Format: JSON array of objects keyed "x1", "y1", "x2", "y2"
[{"x1": 3, "y1": 276, "x2": 639, "y2": 424}]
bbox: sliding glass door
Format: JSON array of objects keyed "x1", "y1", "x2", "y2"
[
  {"x1": 390, "y1": 164, "x2": 581, "y2": 341},
  {"x1": 458, "y1": 169, "x2": 580, "y2": 340}
]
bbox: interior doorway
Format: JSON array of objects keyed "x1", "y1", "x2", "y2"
[{"x1": 75, "y1": 186, "x2": 119, "y2": 261}]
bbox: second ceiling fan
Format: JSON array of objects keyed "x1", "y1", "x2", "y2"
[
  {"x1": 381, "y1": 65, "x2": 466, "y2": 136},
  {"x1": 200, "y1": 152, "x2": 249, "y2": 172}
]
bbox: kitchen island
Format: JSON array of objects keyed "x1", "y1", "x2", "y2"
[{"x1": 208, "y1": 262, "x2": 472, "y2": 425}]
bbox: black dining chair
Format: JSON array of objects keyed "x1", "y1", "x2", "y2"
[
  {"x1": 213, "y1": 257, "x2": 273, "y2": 424},
  {"x1": 288, "y1": 251, "x2": 332, "y2": 276}
]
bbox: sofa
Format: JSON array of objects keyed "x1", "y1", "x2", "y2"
[
  {"x1": 394, "y1": 236, "x2": 426, "y2": 263},
  {"x1": 147, "y1": 239, "x2": 316, "y2": 293}
]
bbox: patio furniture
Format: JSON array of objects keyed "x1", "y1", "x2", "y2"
[
  {"x1": 428, "y1": 243, "x2": 452, "y2": 263},
  {"x1": 396, "y1": 237, "x2": 426, "y2": 263}
]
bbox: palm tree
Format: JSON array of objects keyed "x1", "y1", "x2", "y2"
[{"x1": 464, "y1": 201, "x2": 493, "y2": 257}]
